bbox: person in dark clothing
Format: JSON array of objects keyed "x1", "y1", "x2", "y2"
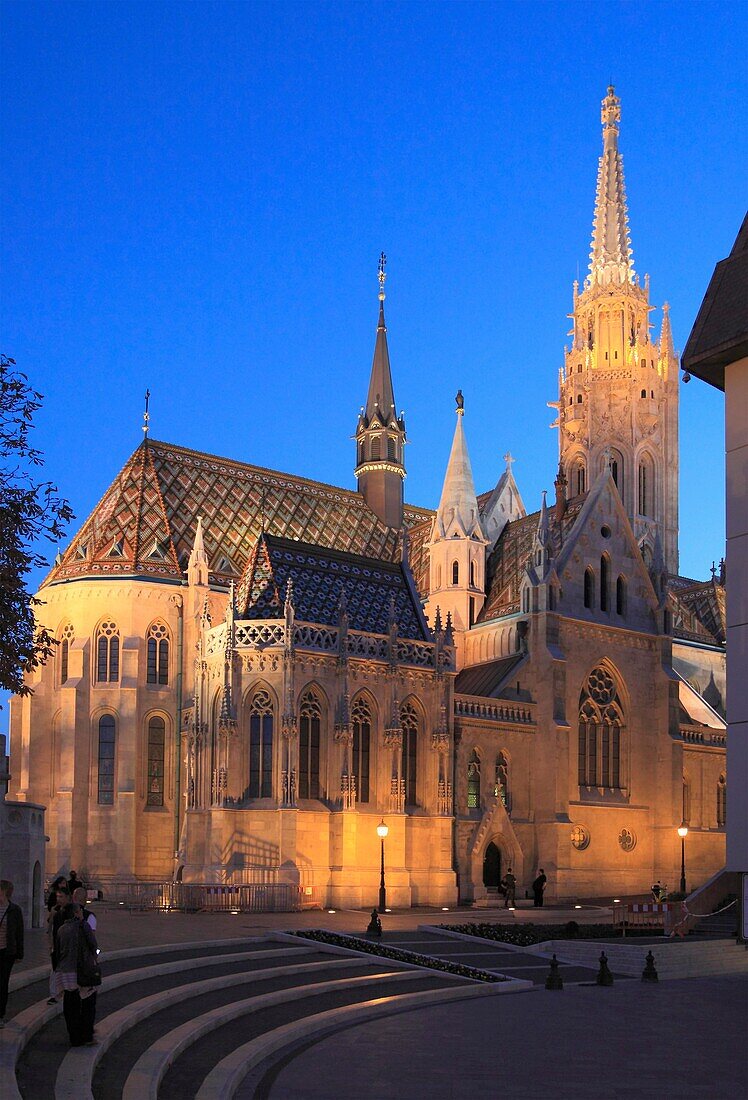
[
  {"x1": 532, "y1": 869, "x2": 547, "y2": 907},
  {"x1": 47, "y1": 877, "x2": 67, "y2": 911},
  {"x1": 67, "y1": 871, "x2": 84, "y2": 896},
  {"x1": 503, "y1": 868, "x2": 516, "y2": 908},
  {"x1": 0, "y1": 880, "x2": 24, "y2": 1027},
  {"x1": 53, "y1": 904, "x2": 99, "y2": 1046},
  {"x1": 46, "y1": 890, "x2": 70, "y2": 1004}
]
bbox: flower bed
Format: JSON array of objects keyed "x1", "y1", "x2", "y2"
[
  {"x1": 443, "y1": 921, "x2": 656, "y2": 945},
  {"x1": 293, "y1": 929, "x2": 506, "y2": 983}
]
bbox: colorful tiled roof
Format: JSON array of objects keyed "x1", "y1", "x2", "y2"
[
  {"x1": 237, "y1": 534, "x2": 428, "y2": 639},
  {"x1": 45, "y1": 440, "x2": 432, "y2": 589},
  {"x1": 670, "y1": 577, "x2": 726, "y2": 645}
]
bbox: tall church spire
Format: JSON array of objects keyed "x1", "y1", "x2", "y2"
[
  {"x1": 588, "y1": 85, "x2": 634, "y2": 288},
  {"x1": 435, "y1": 391, "x2": 481, "y2": 538},
  {"x1": 355, "y1": 253, "x2": 406, "y2": 529},
  {"x1": 659, "y1": 302, "x2": 675, "y2": 362}
]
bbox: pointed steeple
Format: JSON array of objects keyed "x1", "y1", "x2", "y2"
[
  {"x1": 588, "y1": 86, "x2": 634, "y2": 288},
  {"x1": 355, "y1": 253, "x2": 406, "y2": 529},
  {"x1": 365, "y1": 254, "x2": 397, "y2": 424},
  {"x1": 435, "y1": 392, "x2": 481, "y2": 538},
  {"x1": 187, "y1": 515, "x2": 209, "y2": 587},
  {"x1": 536, "y1": 491, "x2": 551, "y2": 549},
  {"x1": 659, "y1": 302, "x2": 675, "y2": 360}
]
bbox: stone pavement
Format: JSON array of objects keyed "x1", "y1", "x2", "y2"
[{"x1": 261, "y1": 974, "x2": 748, "y2": 1100}]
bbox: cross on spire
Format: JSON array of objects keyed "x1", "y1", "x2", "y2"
[
  {"x1": 503, "y1": 451, "x2": 514, "y2": 473},
  {"x1": 378, "y1": 251, "x2": 387, "y2": 301},
  {"x1": 142, "y1": 389, "x2": 151, "y2": 437}
]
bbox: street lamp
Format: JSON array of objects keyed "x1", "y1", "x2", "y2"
[
  {"x1": 377, "y1": 819, "x2": 389, "y2": 911},
  {"x1": 677, "y1": 824, "x2": 688, "y2": 894}
]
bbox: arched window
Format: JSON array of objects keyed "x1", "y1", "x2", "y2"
[
  {"x1": 357, "y1": 440, "x2": 364, "y2": 464},
  {"x1": 436, "y1": 564, "x2": 442, "y2": 588},
  {"x1": 641, "y1": 388, "x2": 647, "y2": 398},
  {"x1": 351, "y1": 695, "x2": 371, "y2": 804},
  {"x1": 467, "y1": 750, "x2": 481, "y2": 809},
  {"x1": 616, "y1": 576, "x2": 627, "y2": 617},
  {"x1": 717, "y1": 775, "x2": 726, "y2": 828},
  {"x1": 638, "y1": 454, "x2": 655, "y2": 517},
  {"x1": 578, "y1": 666, "x2": 625, "y2": 789},
  {"x1": 600, "y1": 555, "x2": 610, "y2": 612},
  {"x1": 147, "y1": 623, "x2": 169, "y2": 685},
  {"x1": 387, "y1": 436, "x2": 396, "y2": 461},
  {"x1": 97, "y1": 714, "x2": 116, "y2": 804},
  {"x1": 400, "y1": 702, "x2": 419, "y2": 807},
  {"x1": 682, "y1": 777, "x2": 691, "y2": 826},
  {"x1": 370, "y1": 437, "x2": 381, "y2": 461},
  {"x1": 495, "y1": 752, "x2": 510, "y2": 812},
  {"x1": 571, "y1": 460, "x2": 586, "y2": 496},
  {"x1": 146, "y1": 716, "x2": 166, "y2": 806},
  {"x1": 522, "y1": 587, "x2": 530, "y2": 613},
  {"x1": 299, "y1": 688, "x2": 322, "y2": 800},
  {"x1": 469, "y1": 559, "x2": 476, "y2": 587},
  {"x1": 248, "y1": 689, "x2": 274, "y2": 799},
  {"x1": 96, "y1": 621, "x2": 119, "y2": 683},
  {"x1": 59, "y1": 623, "x2": 74, "y2": 684},
  {"x1": 584, "y1": 568, "x2": 595, "y2": 609},
  {"x1": 452, "y1": 560, "x2": 459, "y2": 585}
]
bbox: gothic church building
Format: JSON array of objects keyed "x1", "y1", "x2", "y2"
[{"x1": 10, "y1": 88, "x2": 727, "y2": 905}]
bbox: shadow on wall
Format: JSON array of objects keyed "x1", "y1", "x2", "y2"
[{"x1": 218, "y1": 830, "x2": 313, "y2": 885}]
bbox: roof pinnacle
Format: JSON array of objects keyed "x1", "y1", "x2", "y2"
[
  {"x1": 378, "y1": 251, "x2": 387, "y2": 302},
  {"x1": 142, "y1": 389, "x2": 151, "y2": 437},
  {"x1": 588, "y1": 85, "x2": 634, "y2": 288}
]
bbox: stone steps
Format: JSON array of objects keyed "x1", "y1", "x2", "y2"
[{"x1": 3, "y1": 934, "x2": 501, "y2": 1100}]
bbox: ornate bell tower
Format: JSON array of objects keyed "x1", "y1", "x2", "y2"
[
  {"x1": 552, "y1": 87, "x2": 679, "y2": 573},
  {"x1": 355, "y1": 253, "x2": 407, "y2": 529}
]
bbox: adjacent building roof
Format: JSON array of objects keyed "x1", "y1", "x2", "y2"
[
  {"x1": 237, "y1": 533, "x2": 429, "y2": 640},
  {"x1": 45, "y1": 440, "x2": 432, "y2": 589},
  {"x1": 454, "y1": 654, "x2": 525, "y2": 698},
  {"x1": 682, "y1": 212, "x2": 748, "y2": 390}
]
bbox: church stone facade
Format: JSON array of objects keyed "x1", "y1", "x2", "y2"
[{"x1": 9, "y1": 88, "x2": 727, "y2": 905}]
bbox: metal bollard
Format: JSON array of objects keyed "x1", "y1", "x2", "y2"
[
  {"x1": 545, "y1": 953, "x2": 564, "y2": 990},
  {"x1": 596, "y1": 950, "x2": 614, "y2": 986},
  {"x1": 641, "y1": 950, "x2": 659, "y2": 982}
]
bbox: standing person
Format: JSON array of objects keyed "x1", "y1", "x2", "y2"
[
  {"x1": 0, "y1": 880, "x2": 24, "y2": 1029},
  {"x1": 532, "y1": 869, "x2": 547, "y2": 908},
  {"x1": 47, "y1": 877, "x2": 67, "y2": 911},
  {"x1": 503, "y1": 867, "x2": 516, "y2": 908},
  {"x1": 46, "y1": 889, "x2": 69, "y2": 1005},
  {"x1": 651, "y1": 880, "x2": 664, "y2": 903},
  {"x1": 72, "y1": 888, "x2": 97, "y2": 934},
  {"x1": 52, "y1": 904, "x2": 99, "y2": 1047},
  {"x1": 67, "y1": 870, "x2": 84, "y2": 896}
]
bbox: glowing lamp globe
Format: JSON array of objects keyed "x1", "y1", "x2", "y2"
[
  {"x1": 376, "y1": 820, "x2": 389, "y2": 839},
  {"x1": 677, "y1": 825, "x2": 688, "y2": 838}
]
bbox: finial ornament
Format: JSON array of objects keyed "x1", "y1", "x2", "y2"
[
  {"x1": 455, "y1": 389, "x2": 464, "y2": 414},
  {"x1": 142, "y1": 389, "x2": 151, "y2": 437},
  {"x1": 378, "y1": 251, "x2": 387, "y2": 301},
  {"x1": 504, "y1": 451, "x2": 514, "y2": 473}
]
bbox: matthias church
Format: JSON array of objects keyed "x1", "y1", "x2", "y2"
[{"x1": 10, "y1": 88, "x2": 727, "y2": 905}]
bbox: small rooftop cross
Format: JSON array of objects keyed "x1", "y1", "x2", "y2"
[
  {"x1": 378, "y1": 251, "x2": 387, "y2": 300},
  {"x1": 142, "y1": 389, "x2": 151, "y2": 436},
  {"x1": 503, "y1": 451, "x2": 514, "y2": 473}
]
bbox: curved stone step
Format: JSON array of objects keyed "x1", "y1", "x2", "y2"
[
  {"x1": 121, "y1": 971, "x2": 423, "y2": 1100},
  {"x1": 4, "y1": 945, "x2": 313, "y2": 1100},
  {"x1": 54, "y1": 958, "x2": 378, "y2": 1100},
  {"x1": 198, "y1": 979, "x2": 517, "y2": 1100}
]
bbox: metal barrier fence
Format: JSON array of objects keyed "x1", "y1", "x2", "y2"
[{"x1": 101, "y1": 881, "x2": 324, "y2": 913}]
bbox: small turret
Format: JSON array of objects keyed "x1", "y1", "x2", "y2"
[
  {"x1": 187, "y1": 515, "x2": 209, "y2": 587},
  {"x1": 425, "y1": 393, "x2": 488, "y2": 647}
]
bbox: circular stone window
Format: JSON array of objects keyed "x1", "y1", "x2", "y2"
[
  {"x1": 601, "y1": 524, "x2": 612, "y2": 538},
  {"x1": 618, "y1": 828, "x2": 637, "y2": 852},
  {"x1": 571, "y1": 824, "x2": 590, "y2": 851}
]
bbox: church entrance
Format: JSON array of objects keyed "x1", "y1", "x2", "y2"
[{"x1": 482, "y1": 841, "x2": 502, "y2": 890}]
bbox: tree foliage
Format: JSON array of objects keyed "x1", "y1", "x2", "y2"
[{"x1": 1, "y1": 354, "x2": 73, "y2": 697}]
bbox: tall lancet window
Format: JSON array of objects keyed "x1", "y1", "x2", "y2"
[
  {"x1": 248, "y1": 689, "x2": 274, "y2": 799},
  {"x1": 351, "y1": 695, "x2": 372, "y2": 804},
  {"x1": 400, "y1": 702, "x2": 419, "y2": 807},
  {"x1": 638, "y1": 454, "x2": 655, "y2": 517},
  {"x1": 59, "y1": 623, "x2": 74, "y2": 684},
  {"x1": 578, "y1": 666, "x2": 625, "y2": 790},
  {"x1": 299, "y1": 688, "x2": 322, "y2": 800},
  {"x1": 717, "y1": 775, "x2": 726, "y2": 828},
  {"x1": 146, "y1": 716, "x2": 166, "y2": 806},
  {"x1": 147, "y1": 622, "x2": 169, "y2": 685},
  {"x1": 96, "y1": 621, "x2": 119, "y2": 683},
  {"x1": 97, "y1": 714, "x2": 116, "y2": 804},
  {"x1": 467, "y1": 750, "x2": 481, "y2": 809}
]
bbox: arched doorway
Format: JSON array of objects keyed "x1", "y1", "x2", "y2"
[
  {"x1": 32, "y1": 861, "x2": 42, "y2": 928},
  {"x1": 482, "y1": 842, "x2": 502, "y2": 890}
]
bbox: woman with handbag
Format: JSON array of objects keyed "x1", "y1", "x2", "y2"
[{"x1": 52, "y1": 903, "x2": 101, "y2": 1046}]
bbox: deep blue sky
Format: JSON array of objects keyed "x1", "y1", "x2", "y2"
[{"x1": 2, "y1": 1, "x2": 745, "y2": 723}]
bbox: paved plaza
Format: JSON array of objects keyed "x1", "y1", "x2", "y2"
[{"x1": 4, "y1": 903, "x2": 747, "y2": 1099}]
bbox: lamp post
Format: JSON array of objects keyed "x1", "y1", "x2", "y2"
[
  {"x1": 377, "y1": 819, "x2": 389, "y2": 911},
  {"x1": 677, "y1": 824, "x2": 688, "y2": 894}
]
